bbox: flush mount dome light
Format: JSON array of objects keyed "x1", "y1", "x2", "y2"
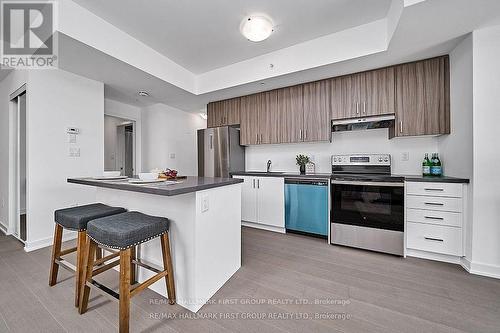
[{"x1": 240, "y1": 15, "x2": 274, "y2": 42}]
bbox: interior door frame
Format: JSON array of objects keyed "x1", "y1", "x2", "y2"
[{"x1": 8, "y1": 84, "x2": 28, "y2": 242}]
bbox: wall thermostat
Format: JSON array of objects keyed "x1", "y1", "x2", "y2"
[{"x1": 67, "y1": 127, "x2": 80, "y2": 134}]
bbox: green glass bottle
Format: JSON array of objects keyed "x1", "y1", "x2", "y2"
[
  {"x1": 422, "y1": 153, "x2": 431, "y2": 176},
  {"x1": 434, "y1": 153, "x2": 442, "y2": 177}
]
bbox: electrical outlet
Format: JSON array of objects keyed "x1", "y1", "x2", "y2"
[
  {"x1": 201, "y1": 195, "x2": 209, "y2": 213},
  {"x1": 401, "y1": 152, "x2": 409, "y2": 162}
]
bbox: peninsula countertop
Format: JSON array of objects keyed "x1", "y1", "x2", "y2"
[{"x1": 68, "y1": 176, "x2": 243, "y2": 196}]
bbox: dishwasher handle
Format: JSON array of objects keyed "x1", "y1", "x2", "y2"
[{"x1": 285, "y1": 179, "x2": 329, "y2": 186}]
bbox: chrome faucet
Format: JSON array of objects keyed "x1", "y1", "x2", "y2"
[{"x1": 266, "y1": 160, "x2": 272, "y2": 172}]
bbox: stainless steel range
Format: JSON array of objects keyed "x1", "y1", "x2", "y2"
[{"x1": 330, "y1": 154, "x2": 404, "y2": 256}]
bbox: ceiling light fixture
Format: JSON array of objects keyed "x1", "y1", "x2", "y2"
[
  {"x1": 240, "y1": 15, "x2": 274, "y2": 42},
  {"x1": 138, "y1": 91, "x2": 149, "y2": 97}
]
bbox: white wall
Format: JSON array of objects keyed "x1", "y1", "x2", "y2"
[
  {"x1": 470, "y1": 25, "x2": 500, "y2": 276},
  {"x1": 104, "y1": 115, "x2": 122, "y2": 170},
  {"x1": 104, "y1": 99, "x2": 142, "y2": 172},
  {"x1": 440, "y1": 35, "x2": 474, "y2": 260},
  {"x1": 25, "y1": 69, "x2": 104, "y2": 250},
  {"x1": 0, "y1": 70, "x2": 28, "y2": 233},
  {"x1": 141, "y1": 104, "x2": 206, "y2": 175},
  {"x1": 246, "y1": 129, "x2": 439, "y2": 175}
]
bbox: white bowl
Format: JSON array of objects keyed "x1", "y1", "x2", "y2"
[
  {"x1": 103, "y1": 171, "x2": 121, "y2": 177},
  {"x1": 138, "y1": 172, "x2": 158, "y2": 181}
]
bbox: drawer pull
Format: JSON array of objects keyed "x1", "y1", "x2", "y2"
[
  {"x1": 424, "y1": 202, "x2": 444, "y2": 206},
  {"x1": 424, "y1": 188, "x2": 444, "y2": 191},
  {"x1": 424, "y1": 237, "x2": 444, "y2": 242},
  {"x1": 424, "y1": 216, "x2": 444, "y2": 220}
]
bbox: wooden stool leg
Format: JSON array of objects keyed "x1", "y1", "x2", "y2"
[
  {"x1": 49, "y1": 224, "x2": 63, "y2": 286},
  {"x1": 160, "y1": 233, "x2": 176, "y2": 305},
  {"x1": 78, "y1": 238, "x2": 97, "y2": 314},
  {"x1": 130, "y1": 246, "x2": 136, "y2": 285},
  {"x1": 119, "y1": 249, "x2": 131, "y2": 333},
  {"x1": 95, "y1": 247, "x2": 103, "y2": 261},
  {"x1": 74, "y1": 230, "x2": 87, "y2": 307}
]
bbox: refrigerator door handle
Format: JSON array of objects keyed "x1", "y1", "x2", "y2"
[{"x1": 209, "y1": 134, "x2": 213, "y2": 150}]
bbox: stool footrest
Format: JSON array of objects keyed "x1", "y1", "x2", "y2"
[
  {"x1": 94, "y1": 251, "x2": 120, "y2": 266},
  {"x1": 87, "y1": 279, "x2": 119, "y2": 301},
  {"x1": 92, "y1": 259, "x2": 121, "y2": 277},
  {"x1": 54, "y1": 258, "x2": 77, "y2": 272},
  {"x1": 130, "y1": 270, "x2": 169, "y2": 298},
  {"x1": 59, "y1": 246, "x2": 77, "y2": 257},
  {"x1": 132, "y1": 259, "x2": 162, "y2": 274}
]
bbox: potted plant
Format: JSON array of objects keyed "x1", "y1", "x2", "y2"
[{"x1": 296, "y1": 154, "x2": 310, "y2": 175}]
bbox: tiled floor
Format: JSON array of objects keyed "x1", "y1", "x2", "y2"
[{"x1": 1, "y1": 227, "x2": 499, "y2": 332}]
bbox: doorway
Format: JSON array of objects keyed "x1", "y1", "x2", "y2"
[
  {"x1": 104, "y1": 115, "x2": 136, "y2": 177},
  {"x1": 9, "y1": 86, "x2": 27, "y2": 242}
]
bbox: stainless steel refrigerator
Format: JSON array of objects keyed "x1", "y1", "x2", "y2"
[{"x1": 197, "y1": 126, "x2": 245, "y2": 178}]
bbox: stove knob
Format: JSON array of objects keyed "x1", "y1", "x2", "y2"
[
  {"x1": 378, "y1": 157, "x2": 383, "y2": 162},
  {"x1": 384, "y1": 157, "x2": 389, "y2": 162}
]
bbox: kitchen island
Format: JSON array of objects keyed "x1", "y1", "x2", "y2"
[{"x1": 68, "y1": 176, "x2": 243, "y2": 313}]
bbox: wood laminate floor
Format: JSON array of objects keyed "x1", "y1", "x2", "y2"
[{"x1": 0, "y1": 227, "x2": 499, "y2": 333}]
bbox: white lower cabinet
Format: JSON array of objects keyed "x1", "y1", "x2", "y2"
[
  {"x1": 405, "y1": 181, "x2": 466, "y2": 259},
  {"x1": 233, "y1": 176, "x2": 285, "y2": 231}
]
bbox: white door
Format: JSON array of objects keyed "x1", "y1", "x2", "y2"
[
  {"x1": 257, "y1": 177, "x2": 285, "y2": 228},
  {"x1": 234, "y1": 176, "x2": 258, "y2": 223}
]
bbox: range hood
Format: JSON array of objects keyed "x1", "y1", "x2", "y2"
[{"x1": 331, "y1": 115, "x2": 395, "y2": 132}]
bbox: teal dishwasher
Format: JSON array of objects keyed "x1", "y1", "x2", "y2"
[{"x1": 285, "y1": 178, "x2": 329, "y2": 237}]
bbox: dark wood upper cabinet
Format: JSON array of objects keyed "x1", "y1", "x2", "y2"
[
  {"x1": 303, "y1": 80, "x2": 331, "y2": 142},
  {"x1": 390, "y1": 56, "x2": 450, "y2": 137},
  {"x1": 258, "y1": 90, "x2": 279, "y2": 144},
  {"x1": 364, "y1": 67, "x2": 395, "y2": 116},
  {"x1": 278, "y1": 86, "x2": 303, "y2": 144},
  {"x1": 239, "y1": 94, "x2": 260, "y2": 145},
  {"x1": 207, "y1": 98, "x2": 240, "y2": 128}
]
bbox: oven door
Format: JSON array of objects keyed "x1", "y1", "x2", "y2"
[{"x1": 331, "y1": 180, "x2": 404, "y2": 231}]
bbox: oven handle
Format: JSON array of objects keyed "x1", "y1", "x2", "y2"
[{"x1": 331, "y1": 180, "x2": 404, "y2": 187}]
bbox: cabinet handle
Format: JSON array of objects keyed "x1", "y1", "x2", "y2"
[
  {"x1": 424, "y1": 188, "x2": 444, "y2": 192},
  {"x1": 399, "y1": 121, "x2": 403, "y2": 133},
  {"x1": 424, "y1": 237, "x2": 444, "y2": 242},
  {"x1": 424, "y1": 216, "x2": 444, "y2": 220},
  {"x1": 424, "y1": 202, "x2": 445, "y2": 206},
  {"x1": 257, "y1": 179, "x2": 260, "y2": 189},
  {"x1": 256, "y1": 133, "x2": 259, "y2": 144},
  {"x1": 260, "y1": 134, "x2": 263, "y2": 143},
  {"x1": 356, "y1": 102, "x2": 359, "y2": 114},
  {"x1": 299, "y1": 129, "x2": 303, "y2": 140},
  {"x1": 253, "y1": 179, "x2": 255, "y2": 188},
  {"x1": 304, "y1": 129, "x2": 307, "y2": 140},
  {"x1": 363, "y1": 102, "x2": 366, "y2": 114}
]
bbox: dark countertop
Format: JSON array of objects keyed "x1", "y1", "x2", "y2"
[
  {"x1": 68, "y1": 176, "x2": 243, "y2": 196},
  {"x1": 398, "y1": 175, "x2": 470, "y2": 184},
  {"x1": 231, "y1": 171, "x2": 332, "y2": 179},
  {"x1": 231, "y1": 171, "x2": 469, "y2": 184}
]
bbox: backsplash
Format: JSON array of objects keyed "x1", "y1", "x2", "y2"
[{"x1": 245, "y1": 128, "x2": 439, "y2": 175}]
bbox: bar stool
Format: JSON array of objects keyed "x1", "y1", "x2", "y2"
[
  {"x1": 49, "y1": 203, "x2": 126, "y2": 307},
  {"x1": 79, "y1": 211, "x2": 175, "y2": 333}
]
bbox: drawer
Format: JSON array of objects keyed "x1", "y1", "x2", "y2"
[
  {"x1": 406, "y1": 182, "x2": 463, "y2": 198},
  {"x1": 406, "y1": 195, "x2": 462, "y2": 212},
  {"x1": 406, "y1": 222, "x2": 463, "y2": 256},
  {"x1": 406, "y1": 209, "x2": 462, "y2": 227}
]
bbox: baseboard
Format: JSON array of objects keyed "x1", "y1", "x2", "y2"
[
  {"x1": 241, "y1": 221, "x2": 285, "y2": 234},
  {"x1": 466, "y1": 260, "x2": 500, "y2": 279},
  {"x1": 0, "y1": 221, "x2": 8, "y2": 235},
  {"x1": 406, "y1": 249, "x2": 463, "y2": 265},
  {"x1": 24, "y1": 231, "x2": 77, "y2": 252}
]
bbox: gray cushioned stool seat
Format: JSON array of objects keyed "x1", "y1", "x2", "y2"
[
  {"x1": 87, "y1": 212, "x2": 170, "y2": 250},
  {"x1": 54, "y1": 203, "x2": 126, "y2": 231}
]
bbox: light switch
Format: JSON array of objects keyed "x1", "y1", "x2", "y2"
[{"x1": 201, "y1": 195, "x2": 209, "y2": 212}]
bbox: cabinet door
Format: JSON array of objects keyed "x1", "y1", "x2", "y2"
[
  {"x1": 239, "y1": 94, "x2": 260, "y2": 145},
  {"x1": 330, "y1": 77, "x2": 343, "y2": 120},
  {"x1": 303, "y1": 80, "x2": 331, "y2": 142},
  {"x1": 206, "y1": 102, "x2": 218, "y2": 128},
  {"x1": 364, "y1": 67, "x2": 395, "y2": 116},
  {"x1": 234, "y1": 176, "x2": 258, "y2": 223},
  {"x1": 258, "y1": 90, "x2": 279, "y2": 144},
  {"x1": 393, "y1": 56, "x2": 450, "y2": 137},
  {"x1": 223, "y1": 98, "x2": 241, "y2": 125},
  {"x1": 339, "y1": 73, "x2": 363, "y2": 119},
  {"x1": 278, "y1": 86, "x2": 303, "y2": 143},
  {"x1": 256, "y1": 177, "x2": 284, "y2": 228}
]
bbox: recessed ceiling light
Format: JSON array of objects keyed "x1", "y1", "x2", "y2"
[
  {"x1": 138, "y1": 91, "x2": 149, "y2": 97},
  {"x1": 240, "y1": 15, "x2": 274, "y2": 42}
]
